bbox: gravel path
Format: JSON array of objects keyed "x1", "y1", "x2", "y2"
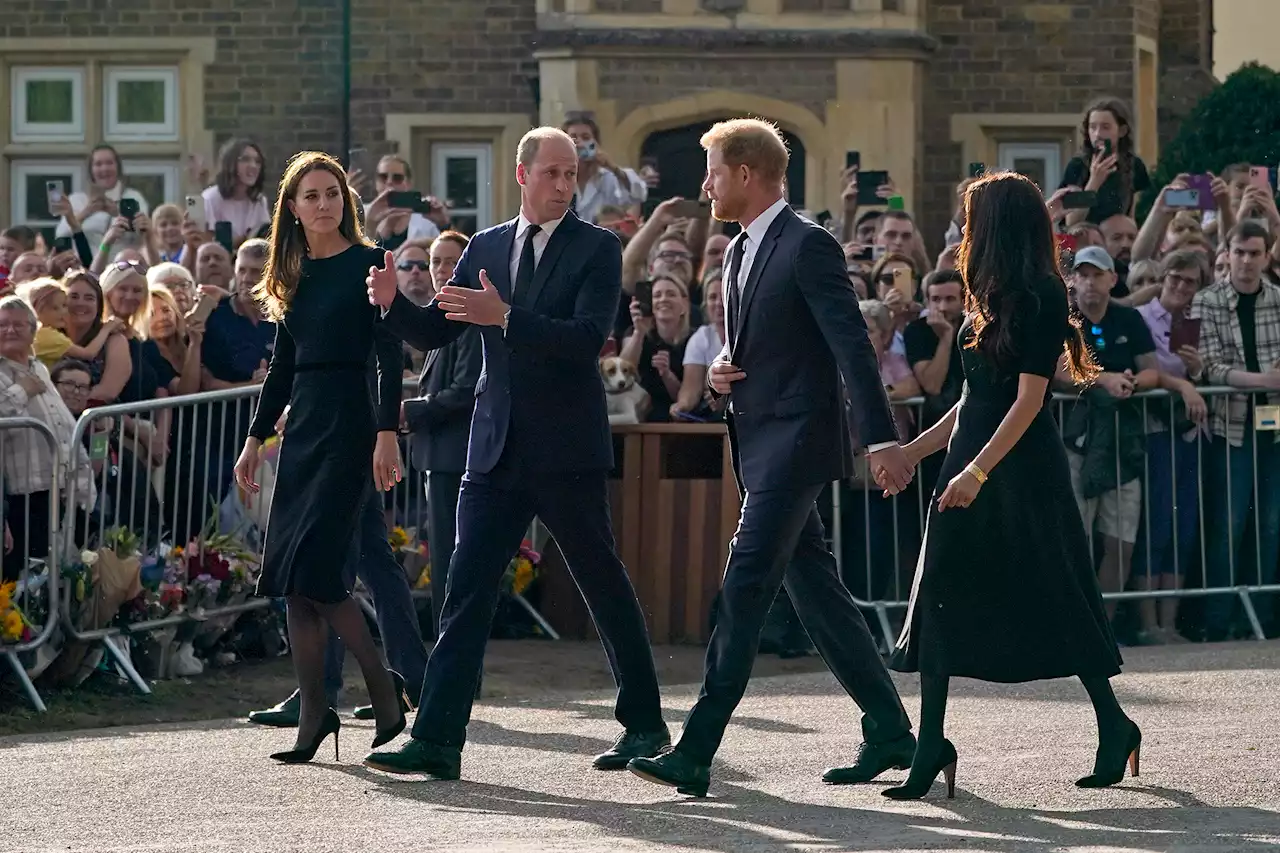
[{"x1": 4, "y1": 641, "x2": 1278, "y2": 852}]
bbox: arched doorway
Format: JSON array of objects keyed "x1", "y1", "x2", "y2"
[{"x1": 641, "y1": 119, "x2": 806, "y2": 210}]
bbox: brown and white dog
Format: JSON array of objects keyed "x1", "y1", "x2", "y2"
[{"x1": 600, "y1": 356, "x2": 650, "y2": 424}]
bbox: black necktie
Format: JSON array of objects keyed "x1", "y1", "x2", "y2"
[
  {"x1": 725, "y1": 235, "x2": 746, "y2": 346},
  {"x1": 514, "y1": 223, "x2": 541, "y2": 307}
]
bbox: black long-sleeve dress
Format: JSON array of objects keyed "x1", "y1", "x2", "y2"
[
  {"x1": 249, "y1": 244, "x2": 401, "y2": 603},
  {"x1": 891, "y1": 276, "x2": 1123, "y2": 683}
]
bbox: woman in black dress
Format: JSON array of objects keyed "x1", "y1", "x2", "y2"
[
  {"x1": 233, "y1": 152, "x2": 407, "y2": 763},
  {"x1": 885, "y1": 172, "x2": 1139, "y2": 800}
]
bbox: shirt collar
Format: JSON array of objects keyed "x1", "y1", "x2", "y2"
[
  {"x1": 742, "y1": 196, "x2": 789, "y2": 248},
  {"x1": 1139, "y1": 298, "x2": 1171, "y2": 324},
  {"x1": 516, "y1": 212, "x2": 566, "y2": 243}
]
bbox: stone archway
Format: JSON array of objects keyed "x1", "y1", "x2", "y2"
[{"x1": 614, "y1": 90, "x2": 828, "y2": 207}]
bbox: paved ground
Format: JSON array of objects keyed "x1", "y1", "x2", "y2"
[{"x1": 3, "y1": 640, "x2": 1278, "y2": 853}]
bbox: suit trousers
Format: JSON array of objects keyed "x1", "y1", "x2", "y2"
[
  {"x1": 677, "y1": 483, "x2": 912, "y2": 764},
  {"x1": 410, "y1": 465, "x2": 664, "y2": 746},
  {"x1": 323, "y1": 489, "x2": 429, "y2": 704},
  {"x1": 425, "y1": 471, "x2": 464, "y2": 639}
]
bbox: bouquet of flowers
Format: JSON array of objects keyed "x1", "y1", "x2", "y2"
[
  {"x1": 0, "y1": 580, "x2": 33, "y2": 644},
  {"x1": 501, "y1": 540, "x2": 541, "y2": 597}
]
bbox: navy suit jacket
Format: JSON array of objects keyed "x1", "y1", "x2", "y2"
[
  {"x1": 381, "y1": 210, "x2": 619, "y2": 475},
  {"x1": 718, "y1": 205, "x2": 898, "y2": 493},
  {"x1": 402, "y1": 326, "x2": 482, "y2": 475}
]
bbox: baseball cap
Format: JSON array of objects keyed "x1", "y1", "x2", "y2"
[{"x1": 1072, "y1": 245, "x2": 1114, "y2": 272}]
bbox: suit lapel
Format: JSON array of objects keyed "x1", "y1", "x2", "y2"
[
  {"x1": 420, "y1": 347, "x2": 443, "y2": 388},
  {"x1": 733, "y1": 208, "x2": 790, "y2": 355},
  {"x1": 490, "y1": 220, "x2": 518, "y2": 302},
  {"x1": 520, "y1": 211, "x2": 579, "y2": 310}
]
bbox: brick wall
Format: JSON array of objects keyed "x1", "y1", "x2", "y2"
[
  {"x1": 919, "y1": 0, "x2": 1143, "y2": 243},
  {"x1": 1158, "y1": 0, "x2": 1217, "y2": 149},
  {"x1": 0, "y1": 0, "x2": 347, "y2": 176},
  {"x1": 596, "y1": 57, "x2": 838, "y2": 124},
  {"x1": 347, "y1": 0, "x2": 538, "y2": 153},
  {"x1": 1135, "y1": 0, "x2": 1161, "y2": 40}
]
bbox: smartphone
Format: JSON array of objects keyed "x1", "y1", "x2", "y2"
[
  {"x1": 872, "y1": 244, "x2": 887, "y2": 261},
  {"x1": 673, "y1": 409, "x2": 710, "y2": 423},
  {"x1": 666, "y1": 199, "x2": 711, "y2": 219},
  {"x1": 119, "y1": 197, "x2": 140, "y2": 228},
  {"x1": 386, "y1": 189, "x2": 423, "y2": 211},
  {"x1": 856, "y1": 170, "x2": 889, "y2": 206},
  {"x1": 1060, "y1": 190, "x2": 1098, "y2": 210},
  {"x1": 634, "y1": 279, "x2": 654, "y2": 318},
  {"x1": 968, "y1": 162, "x2": 986, "y2": 179},
  {"x1": 185, "y1": 195, "x2": 206, "y2": 231},
  {"x1": 1251, "y1": 166, "x2": 1273, "y2": 191},
  {"x1": 1184, "y1": 174, "x2": 1216, "y2": 210},
  {"x1": 45, "y1": 180, "x2": 64, "y2": 211},
  {"x1": 1101, "y1": 139, "x2": 1113, "y2": 158},
  {"x1": 53, "y1": 236, "x2": 73, "y2": 254},
  {"x1": 892, "y1": 267, "x2": 914, "y2": 302},
  {"x1": 846, "y1": 150, "x2": 861, "y2": 170},
  {"x1": 1168, "y1": 317, "x2": 1202, "y2": 353},
  {"x1": 886, "y1": 195, "x2": 905, "y2": 211},
  {"x1": 186, "y1": 291, "x2": 219, "y2": 324},
  {"x1": 347, "y1": 147, "x2": 370, "y2": 176},
  {"x1": 214, "y1": 221, "x2": 234, "y2": 253},
  {"x1": 1164, "y1": 188, "x2": 1200, "y2": 209},
  {"x1": 89, "y1": 432, "x2": 110, "y2": 462},
  {"x1": 850, "y1": 245, "x2": 873, "y2": 262}
]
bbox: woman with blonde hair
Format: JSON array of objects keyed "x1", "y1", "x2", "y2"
[
  {"x1": 231, "y1": 151, "x2": 407, "y2": 764},
  {"x1": 147, "y1": 286, "x2": 204, "y2": 396}
]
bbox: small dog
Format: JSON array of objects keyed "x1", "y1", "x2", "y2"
[{"x1": 600, "y1": 356, "x2": 650, "y2": 424}]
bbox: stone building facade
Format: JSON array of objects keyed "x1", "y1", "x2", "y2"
[{"x1": 0, "y1": 0, "x2": 1214, "y2": 242}]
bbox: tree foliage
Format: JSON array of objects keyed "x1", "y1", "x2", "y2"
[{"x1": 1139, "y1": 62, "x2": 1280, "y2": 221}]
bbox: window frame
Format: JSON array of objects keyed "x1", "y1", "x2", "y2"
[
  {"x1": 10, "y1": 66, "x2": 86, "y2": 143},
  {"x1": 103, "y1": 66, "x2": 181, "y2": 142},
  {"x1": 430, "y1": 143, "x2": 493, "y2": 233},
  {"x1": 120, "y1": 159, "x2": 182, "y2": 208},
  {"x1": 996, "y1": 142, "x2": 1063, "y2": 195},
  {"x1": 9, "y1": 159, "x2": 89, "y2": 228}
]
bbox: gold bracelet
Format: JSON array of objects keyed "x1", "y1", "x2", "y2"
[{"x1": 965, "y1": 462, "x2": 988, "y2": 484}]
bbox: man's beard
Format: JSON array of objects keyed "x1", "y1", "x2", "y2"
[{"x1": 710, "y1": 197, "x2": 745, "y2": 223}]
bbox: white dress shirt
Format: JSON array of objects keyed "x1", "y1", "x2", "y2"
[
  {"x1": 510, "y1": 212, "x2": 566, "y2": 291},
  {"x1": 727, "y1": 196, "x2": 896, "y2": 454}
]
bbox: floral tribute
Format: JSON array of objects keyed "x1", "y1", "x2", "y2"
[{"x1": 0, "y1": 580, "x2": 34, "y2": 644}]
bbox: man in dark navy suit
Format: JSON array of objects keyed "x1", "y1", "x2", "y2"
[
  {"x1": 362, "y1": 127, "x2": 667, "y2": 779},
  {"x1": 628, "y1": 119, "x2": 917, "y2": 797}
]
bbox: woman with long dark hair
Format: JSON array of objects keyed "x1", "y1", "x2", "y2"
[
  {"x1": 1061, "y1": 97, "x2": 1151, "y2": 226},
  {"x1": 232, "y1": 151, "x2": 407, "y2": 763},
  {"x1": 885, "y1": 172, "x2": 1137, "y2": 799},
  {"x1": 201, "y1": 138, "x2": 271, "y2": 246}
]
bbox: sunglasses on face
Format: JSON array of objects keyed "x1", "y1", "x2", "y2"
[
  {"x1": 111, "y1": 260, "x2": 145, "y2": 273},
  {"x1": 877, "y1": 273, "x2": 896, "y2": 286},
  {"x1": 397, "y1": 260, "x2": 428, "y2": 272}
]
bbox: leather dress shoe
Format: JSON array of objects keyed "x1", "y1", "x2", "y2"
[
  {"x1": 247, "y1": 690, "x2": 301, "y2": 728},
  {"x1": 352, "y1": 689, "x2": 416, "y2": 721},
  {"x1": 628, "y1": 749, "x2": 711, "y2": 797},
  {"x1": 364, "y1": 738, "x2": 462, "y2": 779},
  {"x1": 592, "y1": 726, "x2": 671, "y2": 770},
  {"x1": 822, "y1": 732, "x2": 917, "y2": 784}
]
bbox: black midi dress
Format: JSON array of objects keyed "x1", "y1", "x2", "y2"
[
  {"x1": 890, "y1": 276, "x2": 1123, "y2": 683},
  {"x1": 249, "y1": 244, "x2": 402, "y2": 603}
]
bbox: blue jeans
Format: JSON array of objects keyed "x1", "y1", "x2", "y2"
[
  {"x1": 1202, "y1": 429, "x2": 1280, "y2": 636},
  {"x1": 1133, "y1": 431, "x2": 1200, "y2": 578},
  {"x1": 322, "y1": 490, "x2": 428, "y2": 705}
]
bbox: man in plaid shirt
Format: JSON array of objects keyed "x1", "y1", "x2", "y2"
[{"x1": 1191, "y1": 220, "x2": 1280, "y2": 640}]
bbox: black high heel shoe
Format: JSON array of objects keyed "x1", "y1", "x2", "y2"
[
  {"x1": 1076, "y1": 718, "x2": 1141, "y2": 788},
  {"x1": 371, "y1": 670, "x2": 409, "y2": 749},
  {"x1": 882, "y1": 738, "x2": 958, "y2": 801},
  {"x1": 270, "y1": 708, "x2": 341, "y2": 764}
]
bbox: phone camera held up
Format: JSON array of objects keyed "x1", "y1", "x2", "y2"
[
  {"x1": 635, "y1": 279, "x2": 654, "y2": 318},
  {"x1": 119, "y1": 197, "x2": 140, "y2": 229}
]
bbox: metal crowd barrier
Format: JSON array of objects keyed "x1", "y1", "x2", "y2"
[
  {"x1": 840, "y1": 385, "x2": 1280, "y2": 649},
  {"x1": 0, "y1": 417, "x2": 62, "y2": 712}
]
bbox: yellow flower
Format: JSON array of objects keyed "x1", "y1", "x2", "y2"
[
  {"x1": 414, "y1": 563, "x2": 432, "y2": 589},
  {"x1": 512, "y1": 560, "x2": 534, "y2": 596},
  {"x1": 1, "y1": 610, "x2": 23, "y2": 642},
  {"x1": 0, "y1": 581, "x2": 13, "y2": 612},
  {"x1": 388, "y1": 526, "x2": 410, "y2": 550}
]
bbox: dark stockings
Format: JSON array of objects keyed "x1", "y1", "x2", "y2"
[
  {"x1": 908, "y1": 673, "x2": 950, "y2": 781},
  {"x1": 286, "y1": 594, "x2": 400, "y2": 746}
]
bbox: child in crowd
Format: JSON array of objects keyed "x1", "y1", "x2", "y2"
[
  {"x1": 151, "y1": 203, "x2": 187, "y2": 263},
  {"x1": 18, "y1": 278, "x2": 122, "y2": 366},
  {"x1": 1061, "y1": 97, "x2": 1151, "y2": 224}
]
